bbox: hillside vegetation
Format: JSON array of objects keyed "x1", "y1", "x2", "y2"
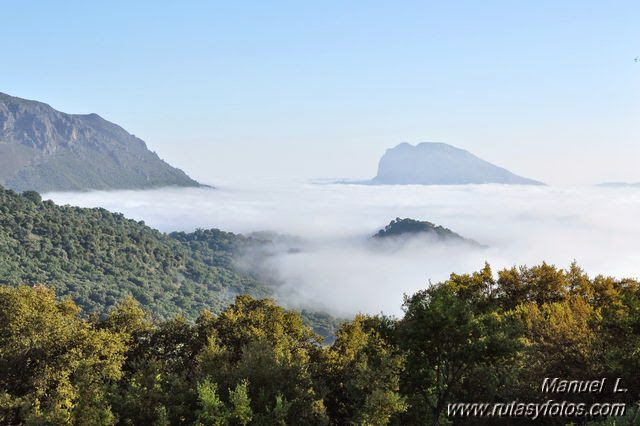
[{"x1": 0, "y1": 186, "x2": 268, "y2": 318}]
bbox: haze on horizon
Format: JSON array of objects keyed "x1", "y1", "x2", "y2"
[{"x1": 1, "y1": 1, "x2": 639, "y2": 185}]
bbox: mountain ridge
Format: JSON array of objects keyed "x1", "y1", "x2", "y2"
[{"x1": 0, "y1": 92, "x2": 202, "y2": 192}]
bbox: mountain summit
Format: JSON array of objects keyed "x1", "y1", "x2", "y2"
[
  {"x1": 370, "y1": 142, "x2": 543, "y2": 185},
  {"x1": 0, "y1": 92, "x2": 201, "y2": 192}
]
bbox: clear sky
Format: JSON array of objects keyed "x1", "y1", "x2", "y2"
[{"x1": 1, "y1": 0, "x2": 638, "y2": 185}]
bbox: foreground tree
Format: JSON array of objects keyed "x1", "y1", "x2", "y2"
[
  {"x1": 321, "y1": 315, "x2": 406, "y2": 425},
  {"x1": 0, "y1": 286, "x2": 126, "y2": 425},
  {"x1": 197, "y1": 296, "x2": 329, "y2": 425},
  {"x1": 397, "y1": 282, "x2": 523, "y2": 425}
]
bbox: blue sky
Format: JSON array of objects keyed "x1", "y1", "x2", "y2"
[{"x1": 1, "y1": 0, "x2": 638, "y2": 184}]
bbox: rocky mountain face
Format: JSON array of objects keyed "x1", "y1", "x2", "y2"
[
  {"x1": 370, "y1": 142, "x2": 543, "y2": 185},
  {"x1": 0, "y1": 92, "x2": 201, "y2": 192}
]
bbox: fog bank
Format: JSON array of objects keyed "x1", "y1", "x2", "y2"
[{"x1": 45, "y1": 181, "x2": 640, "y2": 316}]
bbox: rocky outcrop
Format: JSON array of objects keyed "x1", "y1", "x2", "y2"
[
  {"x1": 0, "y1": 92, "x2": 202, "y2": 192},
  {"x1": 370, "y1": 142, "x2": 543, "y2": 185}
]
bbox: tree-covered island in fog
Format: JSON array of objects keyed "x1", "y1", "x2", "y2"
[{"x1": 372, "y1": 217, "x2": 484, "y2": 248}]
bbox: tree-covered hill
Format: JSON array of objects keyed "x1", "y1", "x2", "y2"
[
  {"x1": 373, "y1": 217, "x2": 484, "y2": 247},
  {"x1": 0, "y1": 185, "x2": 269, "y2": 318}
]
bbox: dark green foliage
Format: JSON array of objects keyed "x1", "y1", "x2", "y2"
[
  {"x1": 169, "y1": 228, "x2": 302, "y2": 280},
  {"x1": 373, "y1": 217, "x2": 483, "y2": 247},
  {"x1": 0, "y1": 185, "x2": 344, "y2": 337},
  {"x1": 397, "y1": 280, "x2": 523, "y2": 424},
  {"x1": 169, "y1": 228, "x2": 252, "y2": 270},
  {"x1": 0, "y1": 186, "x2": 269, "y2": 319},
  {"x1": 374, "y1": 217, "x2": 458, "y2": 239}
]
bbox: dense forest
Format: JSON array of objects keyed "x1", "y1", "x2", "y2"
[
  {"x1": 1, "y1": 187, "x2": 640, "y2": 424},
  {"x1": 1, "y1": 263, "x2": 640, "y2": 424},
  {"x1": 0, "y1": 186, "x2": 338, "y2": 339},
  {"x1": 0, "y1": 186, "x2": 272, "y2": 318}
]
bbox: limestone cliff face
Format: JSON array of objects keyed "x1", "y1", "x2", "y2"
[
  {"x1": 371, "y1": 142, "x2": 543, "y2": 185},
  {"x1": 0, "y1": 92, "x2": 201, "y2": 192}
]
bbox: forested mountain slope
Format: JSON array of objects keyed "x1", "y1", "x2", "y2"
[{"x1": 0, "y1": 185, "x2": 267, "y2": 318}]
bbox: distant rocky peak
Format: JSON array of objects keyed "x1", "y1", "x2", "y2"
[{"x1": 370, "y1": 142, "x2": 543, "y2": 185}]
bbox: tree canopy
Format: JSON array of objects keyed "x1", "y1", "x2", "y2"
[{"x1": 1, "y1": 261, "x2": 639, "y2": 425}]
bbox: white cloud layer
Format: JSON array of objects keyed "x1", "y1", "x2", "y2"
[{"x1": 45, "y1": 181, "x2": 640, "y2": 317}]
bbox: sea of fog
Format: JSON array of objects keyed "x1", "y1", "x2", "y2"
[{"x1": 44, "y1": 180, "x2": 640, "y2": 317}]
